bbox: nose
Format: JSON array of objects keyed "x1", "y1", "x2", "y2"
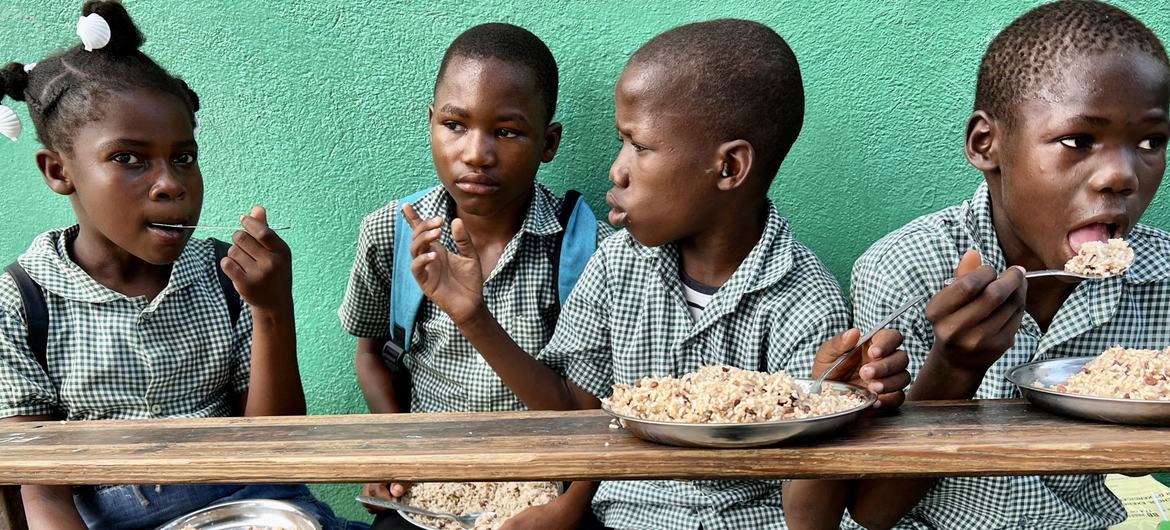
[
  {"x1": 148, "y1": 164, "x2": 187, "y2": 202},
  {"x1": 461, "y1": 129, "x2": 496, "y2": 168},
  {"x1": 1088, "y1": 146, "x2": 1138, "y2": 197},
  {"x1": 609, "y1": 153, "x2": 629, "y2": 188}
]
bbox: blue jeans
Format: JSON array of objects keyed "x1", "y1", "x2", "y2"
[{"x1": 74, "y1": 483, "x2": 370, "y2": 530}]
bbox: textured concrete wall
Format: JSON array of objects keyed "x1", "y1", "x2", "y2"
[{"x1": 0, "y1": 0, "x2": 1167, "y2": 521}]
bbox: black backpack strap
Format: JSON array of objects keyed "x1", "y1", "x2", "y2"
[
  {"x1": 209, "y1": 239, "x2": 242, "y2": 325},
  {"x1": 551, "y1": 189, "x2": 583, "y2": 297},
  {"x1": 5, "y1": 262, "x2": 48, "y2": 372}
]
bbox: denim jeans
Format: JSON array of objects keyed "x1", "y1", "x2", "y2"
[{"x1": 74, "y1": 483, "x2": 370, "y2": 530}]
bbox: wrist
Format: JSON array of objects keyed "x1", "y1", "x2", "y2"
[
  {"x1": 910, "y1": 351, "x2": 986, "y2": 400},
  {"x1": 453, "y1": 300, "x2": 490, "y2": 329},
  {"x1": 250, "y1": 301, "x2": 295, "y2": 323}
]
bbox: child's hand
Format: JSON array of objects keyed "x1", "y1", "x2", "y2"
[
  {"x1": 499, "y1": 495, "x2": 584, "y2": 530},
  {"x1": 925, "y1": 250, "x2": 1026, "y2": 379},
  {"x1": 814, "y1": 328, "x2": 910, "y2": 409},
  {"x1": 359, "y1": 481, "x2": 412, "y2": 513},
  {"x1": 221, "y1": 205, "x2": 293, "y2": 312},
  {"x1": 403, "y1": 203, "x2": 485, "y2": 325}
]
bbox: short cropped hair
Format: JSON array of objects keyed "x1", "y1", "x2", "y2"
[
  {"x1": 629, "y1": 19, "x2": 804, "y2": 183},
  {"x1": 975, "y1": 0, "x2": 1169, "y2": 125},
  {"x1": 435, "y1": 23, "x2": 558, "y2": 124}
]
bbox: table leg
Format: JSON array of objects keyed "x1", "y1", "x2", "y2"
[{"x1": 0, "y1": 485, "x2": 27, "y2": 530}]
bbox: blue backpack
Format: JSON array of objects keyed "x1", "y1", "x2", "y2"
[{"x1": 383, "y1": 187, "x2": 598, "y2": 403}]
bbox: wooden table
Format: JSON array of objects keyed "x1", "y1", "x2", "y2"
[{"x1": 1, "y1": 399, "x2": 1169, "y2": 486}]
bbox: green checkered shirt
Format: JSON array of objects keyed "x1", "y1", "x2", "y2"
[
  {"x1": 538, "y1": 203, "x2": 852, "y2": 530},
  {"x1": 850, "y1": 183, "x2": 1170, "y2": 529},
  {"x1": 339, "y1": 183, "x2": 613, "y2": 413},
  {"x1": 0, "y1": 227, "x2": 253, "y2": 421}
]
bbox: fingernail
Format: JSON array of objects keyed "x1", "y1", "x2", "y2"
[
  {"x1": 869, "y1": 382, "x2": 883, "y2": 393},
  {"x1": 869, "y1": 346, "x2": 883, "y2": 358},
  {"x1": 872, "y1": 401, "x2": 882, "y2": 409},
  {"x1": 860, "y1": 367, "x2": 874, "y2": 379}
]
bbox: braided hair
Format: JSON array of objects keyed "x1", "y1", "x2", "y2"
[{"x1": 0, "y1": 1, "x2": 200, "y2": 152}]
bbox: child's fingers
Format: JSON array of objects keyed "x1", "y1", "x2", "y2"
[
  {"x1": 863, "y1": 329, "x2": 903, "y2": 360},
  {"x1": 925, "y1": 265, "x2": 998, "y2": 323},
  {"x1": 390, "y1": 481, "x2": 411, "y2": 498},
  {"x1": 219, "y1": 256, "x2": 247, "y2": 284},
  {"x1": 410, "y1": 226, "x2": 443, "y2": 259},
  {"x1": 240, "y1": 212, "x2": 284, "y2": 252},
  {"x1": 250, "y1": 205, "x2": 268, "y2": 225},
  {"x1": 401, "y1": 203, "x2": 423, "y2": 229},
  {"x1": 230, "y1": 230, "x2": 265, "y2": 265},
  {"x1": 874, "y1": 388, "x2": 907, "y2": 409},
  {"x1": 867, "y1": 368, "x2": 912, "y2": 397},
  {"x1": 410, "y1": 251, "x2": 438, "y2": 285},
  {"x1": 814, "y1": 328, "x2": 860, "y2": 365},
  {"x1": 451, "y1": 218, "x2": 479, "y2": 260},
  {"x1": 954, "y1": 249, "x2": 983, "y2": 277}
]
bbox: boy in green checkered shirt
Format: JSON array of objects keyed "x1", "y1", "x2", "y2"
[
  {"x1": 843, "y1": 2, "x2": 1170, "y2": 529},
  {"x1": 339, "y1": 24, "x2": 613, "y2": 529},
  {"x1": 404, "y1": 19, "x2": 911, "y2": 530}
]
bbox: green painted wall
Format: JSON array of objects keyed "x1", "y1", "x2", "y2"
[{"x1": 0, "y1": 0, "x2": 1167, "y2": 522}]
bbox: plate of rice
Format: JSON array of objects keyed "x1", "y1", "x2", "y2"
[
  {"x1": 1007, "y1": 346, "x2": 1170, "y2": 425},
  {"x1": 398, "y1": 482, "x2": 560, "y2": 530},
  {"x1": 600, "y1": 365, "x2": 876, "y2": 448}
]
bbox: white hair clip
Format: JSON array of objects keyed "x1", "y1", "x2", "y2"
[
  {"x1": 76, "y1": 13, "x2": 111, "y2": 52},
  {"x1": 0, "y1": 105, "x2": 22, "y2": 141},
  {"x1": 23, "y1": 63, "x2": 36, "y2": 73}
]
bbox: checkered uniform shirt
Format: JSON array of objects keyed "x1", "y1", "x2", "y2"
[
  {"x1": 339, "y1": 183, "x2": 613, "y2": 413},
  {"x1": 538, "y1": 203, "x2": 852, "y2": 530},
  {"x1": 0, "y1": 226, "x2": 253, "y2": 421},
  {"x1": 850, "y1": 183, "x2": 1170, "y2": 529}
]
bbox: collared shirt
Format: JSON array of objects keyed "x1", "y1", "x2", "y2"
[
  {"x1": 850, "y1": 183, "x2": 1170, "y2": 529},
  {"x1": 0, "y1": 227, "x2": 253, "y2": 421},
  {"x1": 338, "y1": 183, "x2": 613, "y2": 413},
  {"x1": 538, "y1": 203, "x2": 851, "y2": 530}
]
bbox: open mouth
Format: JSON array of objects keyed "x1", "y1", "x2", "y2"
[
  {"x1": 147, "y1": 221, "x2": 193, "y2": 242},
  {"x1": 1067, "y1": 222, "x2": 1121, "y2": 256}
]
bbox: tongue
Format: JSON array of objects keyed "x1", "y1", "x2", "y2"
[{"x1": 1068, "y1": 223, "x2": 1110, "y2": 254}]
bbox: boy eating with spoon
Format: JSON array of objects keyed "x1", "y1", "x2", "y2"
[{"x1": 844, "y1": 1, "x2": 1170, "y2": 528}]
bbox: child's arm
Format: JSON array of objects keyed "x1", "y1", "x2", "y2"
[
  {"x1": 783, "y1": 328, "x2": 910, "y2": 530},
  {"x1": 0, "y1": 417, "x2": 86, "y2": 530},
  {"x1": 221, "y1": 206, "x2": 306, "y2": 417},
  {"x1": 354, "y1": 337, "x2": 404, "y2": 413},
  {"x1": 501, "y1": 481, "x2": 598, "y2": 530},
  {"x1": 403, "y1": 204, "x2": 598, "y2": 411},
  {"x1": 845, "y1": 251, "x2": 1026, "y2": 530}
]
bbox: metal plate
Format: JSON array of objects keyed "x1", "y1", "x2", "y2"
[
  {"x1": 156, "y1": 499, "x2": 322, "y2": 530},
  {"x1": 1007, "y1": 356, "x2": 1170, "y2": 425},
  {"x1": 601, "y1": 379, "x2": 877, "y2": 448}
]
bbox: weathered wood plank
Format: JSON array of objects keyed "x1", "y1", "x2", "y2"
[{"x1": 0, "y1": 400, "x2": 1167, "y2": 485}]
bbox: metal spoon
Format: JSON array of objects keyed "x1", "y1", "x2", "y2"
[
  {"x1": 150, "y1": 223, "x2": 291, "y2": 231},
  {"x1": 356, "y1": 495, "x2": 492, "y2": 530},
  {"x1": 943, "y1": 269, "x2": 1108, "y2": 286}
]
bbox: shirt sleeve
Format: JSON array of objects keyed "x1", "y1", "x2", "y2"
[
  {"x1": 230, "y1": 301, "x2": 255, "y2": 397},
  {"x1": 770, "y1": 263, "x2": 853, "y2": 379},
  {"x1": 537, "y1": 249, "x2": 615, "y2": 399},
  {"x1": 0, "y1": 280, "x2": 60, "y2": 418},
  {"x1": 850, "y1": 232, "x2": 944, "y2": 384},
  {"x1": 338, "y1": 203, "x2": 398, "y2": 338}
]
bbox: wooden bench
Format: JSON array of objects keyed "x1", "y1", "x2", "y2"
[{"x1": 1, "y1": 400, "x2": 1168, "y2": 527}]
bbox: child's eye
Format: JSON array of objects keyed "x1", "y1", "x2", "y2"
[
  {"x1": 1138, "y1": 137, "x2": 1166, "y2": 151},
  {"x1": 497, "y1": 129, "x2": 520, "y2": 139},
  {"x1": 111, "y1": 152, "x2": 142, "y2": 164},
  {"x1": 631, "y1": 143, "x2": 647, "y2": 153},
  {"x1": 442, "y1": 121, "x2": 465, "y2": 132},
  {"x1": 173, "y1": 153, "x2": 197, "y2": 165},
  {"x1": 1059, "y1": 135, "x2": 1093, "y2": 149}
]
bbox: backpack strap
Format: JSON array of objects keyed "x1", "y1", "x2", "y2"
[
  {"x1": 388, "y1": 187, "x2": 436, "y2": 362},
  {"x1": 209, "y1": 239, "x2": 242, "y2": 325},
  {"x1": 553, "y1": 190, "x2": 598, "y2": 305},
  {"x1": 4, "y1": 262, "x2": 48, "y2": 371}
]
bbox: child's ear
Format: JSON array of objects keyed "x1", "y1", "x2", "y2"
[
  {"x1": 965, "y1": 110, "x2": 1000, "y2": 173},
  {"x1": 36, "y1": 148, "x2": 74, "y2": 196},
  {"x1": 540, "y1": 121, "x2": 563, "y2": 163},
  {"x1": 715, "y1": 139, "x2": 754, "y2": 191},
  {"x1": 427, "y1": 104, "x2": 435, "y2": 124}
]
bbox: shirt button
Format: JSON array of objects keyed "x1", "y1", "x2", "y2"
[{"x1": 150, "y1": 405, "x2": 162, "y2": 414}]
